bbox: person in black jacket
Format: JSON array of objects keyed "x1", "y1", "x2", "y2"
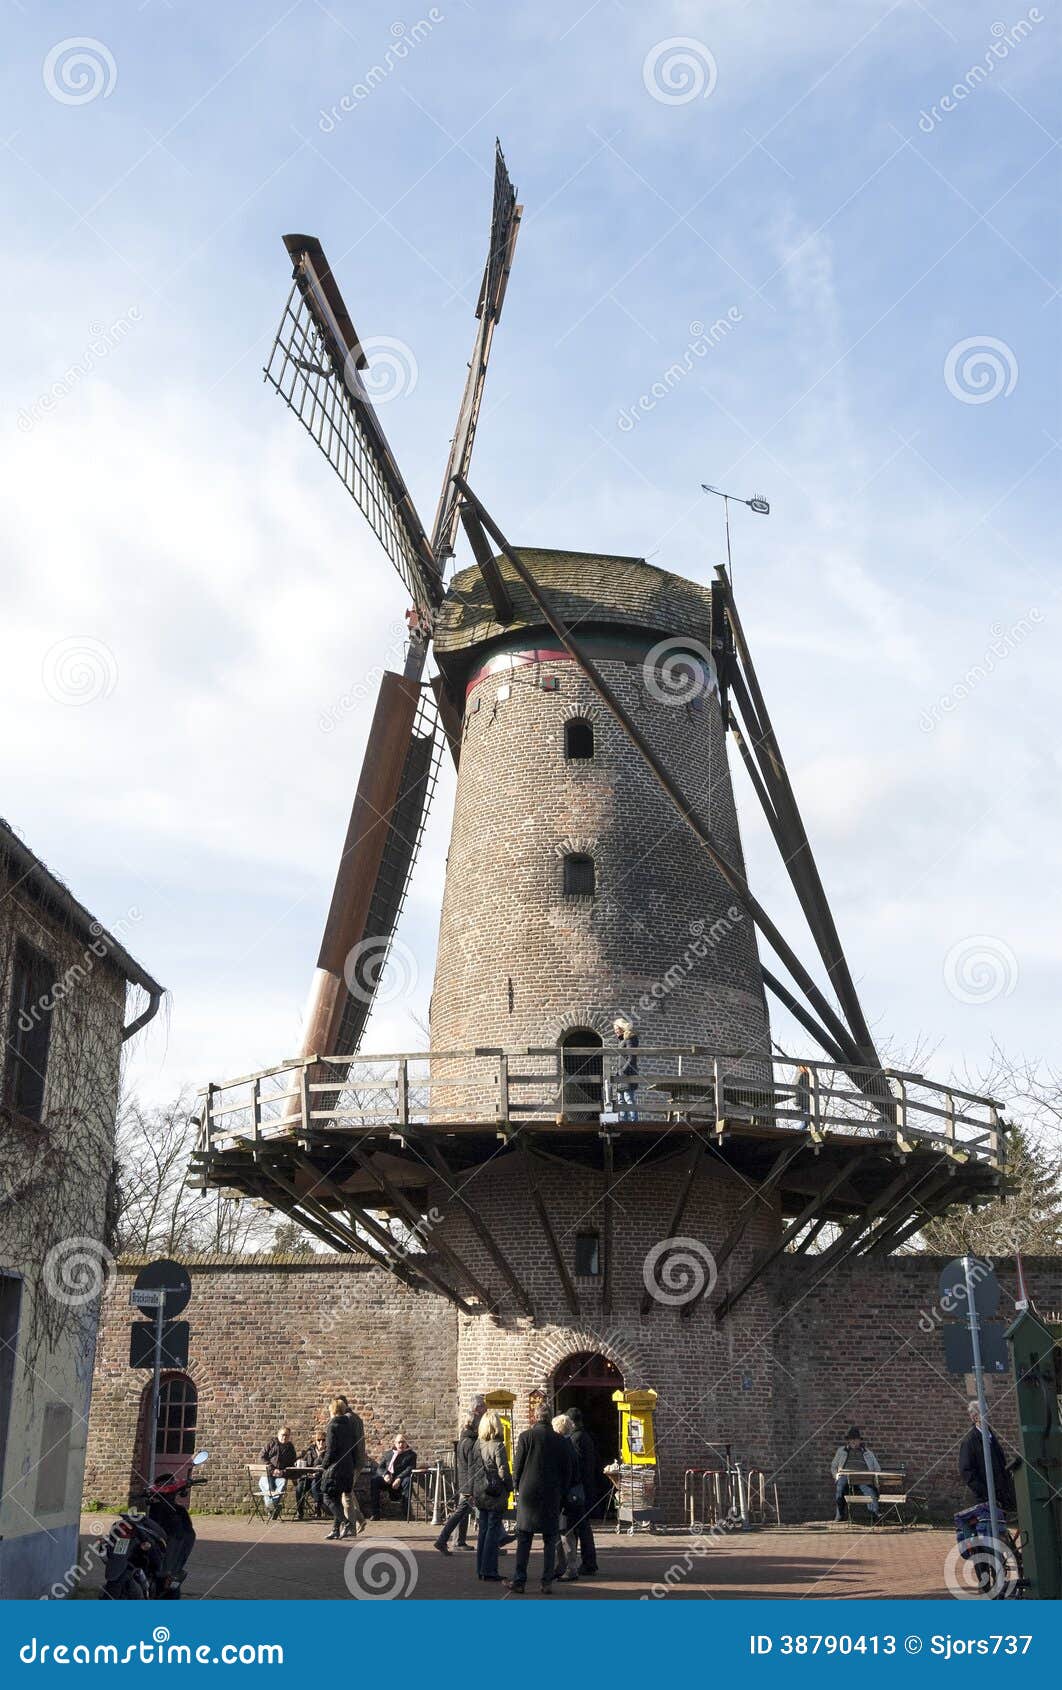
[
  {"x1": 369, "y1": 1435, "x2": 418, "y2": 1518},
  {"x1": 959, "y1": 1400, "x2": 1015, "y2": 1510},
  {"x1": 509, "y1": 1405, "x2": 575, "y2": 1594},
  {"x1": 334, "y1": 1396, "x2": 367, "y2": 1537},
  {"x1": 566, "y1": 1406, "x2": 599, "y2": 1575},
  {"x1": 320, "y1": 1398, "x2": 357, "y2": 1541},
  {"x1": 434, "y1": 1412, "x2": 478, "y2": 1554},
  {"x1": 259, "y1": 1426, "x2": 297, "y2": 1519},
  {"x1": 294, "y1": 1433, "x2": 325, "y2": 1520}
]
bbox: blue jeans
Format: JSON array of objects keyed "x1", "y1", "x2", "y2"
[
  {"x1": 259, "y1": 1474, "x2": 286, "y2": 1508},
  {"x1": 476, "y1": 1507, "x2": 503, "y2": 1577},
  {"x1": 835, "y1": 1477, "x2": 879, "y2": 1517},
  {"x1": 617, "y1": 1084, "x2": 638, "y2": 1122}
]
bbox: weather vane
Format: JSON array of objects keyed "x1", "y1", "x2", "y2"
[{"x1": 701, "y1": 483, "x2": 770, "y2": 582}]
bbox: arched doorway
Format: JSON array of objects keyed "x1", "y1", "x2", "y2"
[
  {"x1": 130, "y1": 1372, "x2": 198, "y2": 1495},
  {"x1": 552, "y1": 1351, "x2": 623, "y2": 1514},
  {"x1": 560, "y1": 1028, "x2": 602, "y2": 1120}
]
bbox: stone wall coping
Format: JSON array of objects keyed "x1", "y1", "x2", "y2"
[{"x1": 113, "y1": 1253, "x2": 375, "y2": 1273}]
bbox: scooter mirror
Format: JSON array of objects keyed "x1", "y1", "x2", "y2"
[{"x1": 192, "y1": 1450, "x2": 210, "y2": 1465}]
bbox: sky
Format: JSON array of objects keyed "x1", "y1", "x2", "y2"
[{"x1": 2, "y1": 0, "x2": 1059, "y2": 1112}]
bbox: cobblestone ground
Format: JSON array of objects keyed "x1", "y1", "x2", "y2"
[{"x1": 78, "y1": 1515, "x2": 958, "y2": 1601}]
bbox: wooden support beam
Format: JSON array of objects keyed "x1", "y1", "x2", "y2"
[
  {"x1": 412, "y1": 1133, "x2": 535, "y2": 1316},
  {"x1": 458, "y1": 500, "x2": 515, "y2": 623},
  {"x1": 520, "y1": 1138, "x2": 580, "y2": 1318},
  {"x1": 602, "y1": 1132, "x2": 614, "y2": 1323},
  {"x1": 792, "y1": 1214, "x2": 828, "y2": 1254},
  {"x1": 809, "y1": 1163, "x2": 920, "y2": 1273},
  {"x1": 713, "y1": 1152, "x2": 873, "y2": 1323},
  {"x1": 719, "y1": 571, "x2": 882, "y2": 1070},
  {"x1": 864, "y1": 1168, "x2": 958, "y2": 1256},
  {"x1": 761, "y1": 968, "x2": 850, "y2": 1067},
  {"x1": 256, "y1": 1160, "x2": 423, "y2": 1289},
  {"x1": 682, "y1": 1136, "x2": 811, "y2": 1318},
  {"x1": 455, "y1": 476, "x2": 869, "y2": 1079},
  {"x1": 293, "y1": 1145, "x2": 489, "y2": 1312},
  {"x1": 641, "y1": 1136, "x2": 706, "y2": 1315}
]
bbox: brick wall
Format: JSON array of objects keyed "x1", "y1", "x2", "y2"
[
  {"x1": 85, "y1": 1249, "x2": 1062, "y2": 1523},
  {"x1": 83, "y1": 1256, "x2": 458, "y2": 1512}
]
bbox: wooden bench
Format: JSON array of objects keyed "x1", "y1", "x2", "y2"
[{"x1": 839, "y1": 1467, "x2": 912, "y2": 1526}]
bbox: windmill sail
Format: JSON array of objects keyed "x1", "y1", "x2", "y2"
[
  {"x1": 276, "y1": 148, "x2": 520, "y2": 1060},
  {"x1": 265, "y1": 234, "x2": 443, "y2": 615}
]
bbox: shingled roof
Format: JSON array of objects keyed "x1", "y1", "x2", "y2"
[{"x1": 434, "y1": 548, "x2": 713, "y2": 660}]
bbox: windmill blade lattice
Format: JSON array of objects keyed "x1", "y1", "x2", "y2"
[{"x1": 264, "y1": 236, "x2": 443, "y2": 615}]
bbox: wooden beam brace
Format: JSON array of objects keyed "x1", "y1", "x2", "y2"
[
  {"x1": 286, "y1": 1148, "x2": 480, "y2": 1314},
  {"x1": 713, "y1": 1151, "x2": 873, "y2": 1322},
  {"x1": 681, "y1": 1136, "x2": 809, "y2": 1318},
  {"x1": 719, "y1": 571, "x2": 881, "y2": 1070},
  {"x1": 455, "y1": 477, "x2": 868, "y2": 1079},
  {"x1": 412, "y1": 1133, "x2": 535, "y2": 1316},
  {"x1": 602, "y1": 1132, "x2": 614, "y2": 1323},
  {"x1": 338, "y1": 1139, "x2": 497, "y2": 1309},
  {"x1": 641, "y1": 1136, "x2": 706, "y2": 1315},
  {"x1": 864, "y1": 1168, "x2": 958, "y2": 1256},
  {"x1": 256, "y1": 1160, "x2": 422, "y2": 1287},
  {"x1": 520, "y1": 1138, "x2": 580, "y2": 1318},
  {"x1": 761, "y1": 967, "x2": 850, "y2": 1067},
  {"x1": 810, "y1": 1163, "x2": 921, "y2": 1273},
  {"x1": 458, "y1": 499, "x2": 515, "y2": 623}
]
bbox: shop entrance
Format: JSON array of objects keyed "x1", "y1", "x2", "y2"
[{"x1": 551, "y1": 1351, "x2": 623, "y2": 1514}]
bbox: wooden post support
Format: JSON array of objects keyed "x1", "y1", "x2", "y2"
[{"x1": 397, "y1": 1059, "x2": 409, "y2": 1129}]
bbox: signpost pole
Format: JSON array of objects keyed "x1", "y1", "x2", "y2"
[
  {"x1": 964, "y1": 1253, "x2": 1001, "y2": 1551},
  {"x1": 146, "y1": 1292, "x2": 166, "y2": 1490}
]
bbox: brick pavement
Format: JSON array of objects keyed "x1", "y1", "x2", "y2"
[{"x1": 78, "y1": 1514, "x2": 956, "y2": 1601}]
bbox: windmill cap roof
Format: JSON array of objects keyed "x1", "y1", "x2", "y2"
[{"x1": 434, "y1": 548, "x2": 714, "y2": 660}]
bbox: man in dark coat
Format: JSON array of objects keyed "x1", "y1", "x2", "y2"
[
  {"x1": 369, "y1": 1435, "x2": 418, "y2": 1518},
  {"x1": 566, "y1": 1406, "x2": 599, "y2": 1574},
  {"x1": 960, "y1": 1400, "x2": 1015, "y2": 1510},
  {"x1": 509, "y1": 1405, "x2": 575, "y2": 1593},
  {"x1": 434, "y1": 1412, "x2": 478, "y2": 1554},
  {"x1": 320, "y1": 1398, "x2": 357, "y2": 1541}
]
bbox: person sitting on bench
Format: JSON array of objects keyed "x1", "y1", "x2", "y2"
[
  {"x1": 830, "y1": 1425, "x2": 881, "y2": 1522},
  {"x1": 369, "y1": 1434, "x2": 417, "y2": 1518}
]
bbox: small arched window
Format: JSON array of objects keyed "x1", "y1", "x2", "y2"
[
  {"x1": 564, "y1": 718, "x2": 594, "y2": 761},
  {"x1": 563, "y1": 853, "x2": 595, "y2": 898},
  {"x1": 156, "y1": 1374, "x2": 198, "y2": 1459}
]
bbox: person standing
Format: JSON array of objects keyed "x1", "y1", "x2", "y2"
[
  {"x1": 509, "y1": 1405, "x2": 575, "y2": 1594},
  {"x1": 566, "y1": 1405, "x2": 599, "y2": 1575},
  {"x1": 469, "y1": 1411, "x2": 511, "y2": 1582},
  {"x1": 612, "y1": 1017, "x2": 639, "y2": 1122},
  {"x1": 335, "y1": 1395, "x2": 367, "y2": 1537},
  {"x1": 320, "y1": 1398, "x2": 357, "y2": 1541},
  {"x1": 434, "y1": 1411, "x2": 478, "y2": 1555},
  {"x1": 258, "y1": 1426, "x2": 296, "y2": 1519},
  {"x1": 551, "y1": 1414, "x2": 579, "y2": 1581},
  {"x1": 830, "y1": 1425, "x2": 881, "y2": 1522},
  {"x1": 960, "y1": 1400, "x2": 1015, "y2": 1509}
]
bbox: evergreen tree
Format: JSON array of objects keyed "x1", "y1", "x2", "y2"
[{"x1": 919, "y1": 1124, "x2": 1062, "y2": 1256}]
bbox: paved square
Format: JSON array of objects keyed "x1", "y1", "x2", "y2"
[{"x1": 78, "y1": 1514, "x2": 958, "y2": 1601}]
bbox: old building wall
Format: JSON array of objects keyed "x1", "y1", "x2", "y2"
[{"x1": 83, "y1": 1257, "x2": 460, "y2": 1513}]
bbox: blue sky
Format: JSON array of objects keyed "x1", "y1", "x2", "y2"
[{"x1": 2, "y1": 0, "x2": 1058, "y2": 1107}]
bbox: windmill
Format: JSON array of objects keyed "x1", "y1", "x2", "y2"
[
  {"x1": 265, "y1": 142, "x2": 520, "y2": 1063},
  {"x1": 195, "y1": 141, "x2": 1004, "y2": 1333}
]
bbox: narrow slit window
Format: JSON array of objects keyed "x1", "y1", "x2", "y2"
[
  {"x1": 564, "y1": 718, "x2": 594, "y2": 761},
  {"x1": 574, "y1": 1232, "x2": 601, "y2": 1276},
  {"x1": 563, "y1": 853, "x2": 595, "y2": 898},
  {"x1": 3, "y1": 939, "x2": 57, "y2": 1123}
]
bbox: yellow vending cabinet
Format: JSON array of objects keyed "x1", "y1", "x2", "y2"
[
  {"x1": 608, "y1": 1389, "x2": 661, "y2": 1533},
  {"x1": 484, "y1": 1388, "x2": 517, "y2": 1514}
]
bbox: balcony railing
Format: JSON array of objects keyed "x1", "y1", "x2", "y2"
[{"x1": 195, "y1": 1047, "x2": 1004, "y2": 1168}]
